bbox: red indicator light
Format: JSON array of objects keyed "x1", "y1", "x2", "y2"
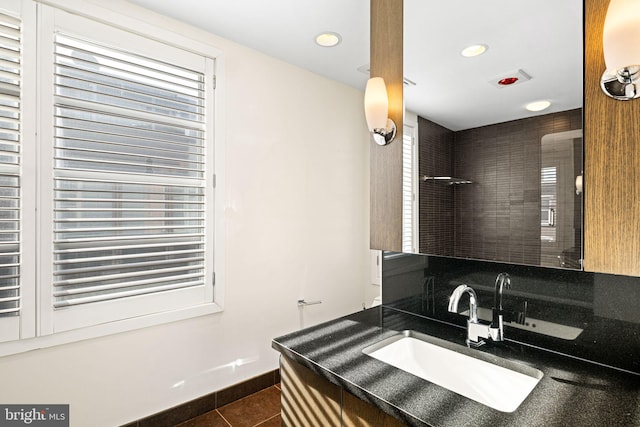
[{"x1": 498, "y1": 77, "x2": 519, "y2": 86}]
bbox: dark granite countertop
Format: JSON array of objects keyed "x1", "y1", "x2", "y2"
[{"x1": 272, "y1": 307, "x2": 640, "y2": 427}]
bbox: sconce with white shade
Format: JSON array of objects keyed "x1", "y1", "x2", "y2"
[
  {"x1": 575, "y1": 174, "x2": 583, "y2": 196},
  {"x1": 364, "y1": 77, "x2": 397, "y2": 145},
  {"x1": 601, "y1": 0, "x2": 640, "y2": 100}
]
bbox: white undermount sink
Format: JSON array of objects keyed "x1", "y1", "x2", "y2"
[{"x1": 362, "y1": 331, "x2": 543, "y2": 412}]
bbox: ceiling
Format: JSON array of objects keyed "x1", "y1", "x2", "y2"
[{"x1": 127, "y1": 0, "x2": 583, "y2": 131}]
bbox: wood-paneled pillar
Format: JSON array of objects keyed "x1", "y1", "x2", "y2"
[
  {"x1": 584, "y1": 0, "x2": 640, "y2": 275},
  {"x1": 369, "y1": 0, "x2": 403, "y2": 251}
]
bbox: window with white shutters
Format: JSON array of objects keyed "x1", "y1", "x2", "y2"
[
  {"x1": 49, "y1": 32, "x2": 214, "y2": 330},
  {"x1": 0, "y1": 12, "x2": 21, "y2": 330},
  {"x1": 0, "y1": 1, "x2": 221, "y2": 352}
]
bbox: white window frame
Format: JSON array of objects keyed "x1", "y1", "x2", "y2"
[{"x1": 0, "y1": 0, "x2": 226, "y2": 356}]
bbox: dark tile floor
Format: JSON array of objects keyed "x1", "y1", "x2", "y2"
[{"x1": 175, "y1": 385, "x2": 281, "y2": 427}]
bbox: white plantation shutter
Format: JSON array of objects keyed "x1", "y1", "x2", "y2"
[
  {"x1": 51, "y1": 33, "x2": 211, "y2": 321},
  {"x1": 402, "y1": 125, "x2": 416, "y2": 253},
  {"x1": 0, "y1": 12, "x2": 21, "y2": 324}
]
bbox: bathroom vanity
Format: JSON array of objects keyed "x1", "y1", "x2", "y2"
[
  {"x1": 288, "y1": 0, "x2": 640, "y2": 423},
  {"x1": 272, "y1": 307, "x2": 640, "y2": 427}
]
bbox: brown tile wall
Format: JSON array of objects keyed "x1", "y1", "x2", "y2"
[
  {"x1": 418, "y1": 117, "x2": 455, "y2": 256},
  {"x1": 418, "y1": 109, "x2": 582, "y2": 265}
]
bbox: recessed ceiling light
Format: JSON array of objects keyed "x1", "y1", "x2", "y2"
[
  {"x1": 526, "y1": 100, "x2": 551, "y2": 112},
  {"x1": 461, "y1": 44, "x2": 488, "y2": 58},
  {"x1": 315, "y1": 32, "x2": 342, "y2": 47}
]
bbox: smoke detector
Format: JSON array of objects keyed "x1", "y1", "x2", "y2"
[{"x1": 489, "y1": 69, "x2": 532, "y2": 88}]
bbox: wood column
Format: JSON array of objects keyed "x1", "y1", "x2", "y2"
[
  {"x1": 584, "y1": 0, "x2": 640, "y2": 275},
  {"x1": 370, "y1": 0, "x2": 403, "y2": 251}
]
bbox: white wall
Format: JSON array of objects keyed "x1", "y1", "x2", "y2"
[{"x1": 0, "y1": 1, "x2": 371, "y2": 425}]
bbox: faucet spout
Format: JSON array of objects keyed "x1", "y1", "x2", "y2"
[
  {"x1": 448, "y1": 284, "x2": 478, "y2": 322},
  {"x1": 493, "y1": 272, "x2": 511, "y2": 313},
  {"x1": 491, "y1": 272, "x2": 511, "y2": 341}
]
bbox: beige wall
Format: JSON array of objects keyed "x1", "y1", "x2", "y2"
[{"x1": 0, "y1": 1, "x2": 371, "y2": 425}]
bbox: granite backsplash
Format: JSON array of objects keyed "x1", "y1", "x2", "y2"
[{"x1": 382, "y1": 252, "x2": 640, "y2": 375}]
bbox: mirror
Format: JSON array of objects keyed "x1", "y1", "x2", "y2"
[{"x1": 402, "y1": 0, "x2": 583, "y2": 270}]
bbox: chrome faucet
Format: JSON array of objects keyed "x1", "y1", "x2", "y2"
[
  {"x1": 448, "y1": 272, "x2": 512, "y2": 347},
  {"x1": 490, "y1": 272, "x2": 511, "y2": 341},
  {"x1": 448, "y1": 284, "x2": 490, "y2": 347}
]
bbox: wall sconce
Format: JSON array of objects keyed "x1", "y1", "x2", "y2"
[
  {"x1": 601, "y1": 0, "x2": 640, "y2": 100},
  {"x1": 364, "y1": 77, "x2": 396, "y2": 145},
  {"x1": 575, "y1": 174, "x2": 583, "y2": 196}
]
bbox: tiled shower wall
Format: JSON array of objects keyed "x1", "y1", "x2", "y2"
[
  {"x1": 418, "y1": 118, "x2": 454, "y2": 256},
  {"x1": 418, "y1": 109, "x2": 582, "y2": 265}
]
